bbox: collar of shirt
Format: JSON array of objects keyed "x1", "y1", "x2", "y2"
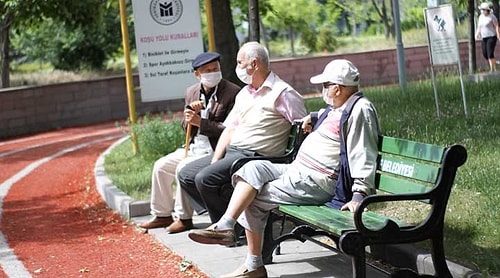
[
  {"x1": 246, "y1": 71, "x2": 275, "y2": 96},
  {"x1": 200, "y1": 85, "x2": 218, "y2": 106}
]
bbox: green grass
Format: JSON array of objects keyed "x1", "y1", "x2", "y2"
[
  {"x1": 103, "y1": 114, "x2": 184, "y2": 201},
  {"x1": 269, "y1": 22, "x2": 470, "y2": 56},
  {"x1": 105, "y1": 75, "x2": 499, "y2": 275},
  {"x1": 104, "y1": 139, "x2": 158, "y2": 201}
]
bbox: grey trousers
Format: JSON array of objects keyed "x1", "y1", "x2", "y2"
[{"x1": 232, "y1": 160, "x2": 334, "y2": 233}]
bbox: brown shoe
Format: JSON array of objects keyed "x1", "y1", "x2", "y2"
[
  {"x1": 188, "y1": 224, "x2": 235, "y2": 246},
  {"x1": 165, "y1": 219, "x2": 193, "y2": 234},
  {"x1": 221, "y1": 265, "x2": 267, "y2": 278},
  {"x1": 138, "y1": 216, "x2": 173, "y2": 229}
]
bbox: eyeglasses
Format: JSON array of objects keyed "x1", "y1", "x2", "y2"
[
  {"x1": 322, "y1": 83, "x2": 344, "y2": 89},
  {"x1": 322, "y1": 83, "x2": 336, "y2": 89}
]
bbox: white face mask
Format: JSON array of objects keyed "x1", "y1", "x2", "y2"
[
  {"x1": 235, "y1": 66, "x2": 253, "y2": 84},
  {"x1": 200, "y1": 71, "x2": 222, "y2": 88},
  {"x1": 322, "y1": 87, "x2": 332, "y2": 105}
]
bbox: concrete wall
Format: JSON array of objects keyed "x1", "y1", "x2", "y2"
[
  {"x1": 0, "y1": 41, "x2": 488, "y2": 139},
  {"x1": 0, "y1": 75, "x2": 183, "y2": 139},
  {"x1": 272, "y1": 41, "x2": 487, "y2": 94}
]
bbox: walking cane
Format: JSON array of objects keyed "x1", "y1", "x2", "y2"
[{"x1": 184, "y1": 123, "x2": 191, "y2": 158}]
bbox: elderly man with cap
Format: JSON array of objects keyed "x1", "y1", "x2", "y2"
[
  {"x1": 187, "y1": 59, "x2": 381, "y2": 278},
  {"x1": 139, "y1": 52, "x2": 240, "y2": 233}
]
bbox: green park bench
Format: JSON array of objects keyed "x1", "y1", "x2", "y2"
[{"x1": 231, "y1": 122, "x2": 468, "y2": 278}]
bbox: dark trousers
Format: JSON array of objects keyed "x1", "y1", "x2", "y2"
[
  {"x1": 482, "y1": 36, "x2": 497, "y2": 59},
  {"x1": 178, "y1": 146, "x2": 259, "y2": 223}
]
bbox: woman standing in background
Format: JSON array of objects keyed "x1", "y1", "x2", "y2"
[{"x1": 476, "y1": 2, "x2": 500, "y2": 72}]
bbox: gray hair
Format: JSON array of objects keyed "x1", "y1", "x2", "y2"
[{"x1": 241, "y1": 41, "x2": 270, "y2": 68}]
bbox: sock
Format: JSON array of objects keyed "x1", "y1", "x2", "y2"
[
  {"x1": 244, "y1": 254, "x2": 263, "y2": 271},
  {"x1": 215, "y1": 214, "x2": 235, "y2": 230}
]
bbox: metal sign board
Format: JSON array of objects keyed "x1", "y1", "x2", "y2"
[
  {"x1": 423, "y1": 4, "x2": 467, "y2": 118},
  {"x1": 131, "y1": 0, "x2": 204, "y2": 101},
  {"x1": 424, "y1": 4, "x2": 459, "y2": 66}
]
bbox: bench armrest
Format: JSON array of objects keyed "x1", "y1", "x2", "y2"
[
  {"x1": 230, "y1": 120, "x2": 307, "y2": 175},
  {"x1": 354, "y1": 192, "x2": 433, "y2": 235},
  {"x1": 353, "y1": 144, "x2": 467, "y2": 241}
]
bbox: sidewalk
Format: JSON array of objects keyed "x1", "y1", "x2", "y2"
[
  {"x1": 134, "y1": 213, "x2": 386, "y2": 278},
  {"x1": 94, "y1": 137, "x2": 481, "y2": 278}
]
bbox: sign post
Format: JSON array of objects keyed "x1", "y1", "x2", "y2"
[
  {"x1": 424, "y1": 4, "x2": 468, "y2": 117},
  {"x1": 131, "y1": 0, "x2": 204, "y2": 102}
]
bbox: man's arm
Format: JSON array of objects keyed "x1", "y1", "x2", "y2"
[
  {"x1": 341, "y1": 101, "x2": 380, "y2": 212},
  {"x1": 211, "y1": 126, "x2": 234, "y2": 163},
  {"x1": 275, "y1": 89, "x2": 307, "y2": 123}
]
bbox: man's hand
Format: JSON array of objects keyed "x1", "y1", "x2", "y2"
[
  {"x1": 188, "y1": 100, "x2": 205, "y2": 112},
  {"x1": 300, "y1": 115, "x2": 312, "y2": 134},
  {"x1": 340, "y1": 200, "x2": 360, "y2": 213},
  {"x1": 184, "y1": 100, "x2": 204, "y2": 127}
]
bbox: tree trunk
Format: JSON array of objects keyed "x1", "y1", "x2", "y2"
[
  {"x1": 468, "y1": 0, "x2": 477, "y2": 73},
  {"x1": 372, "y1": 0, "x2": 390, "y2": 39},
  {"x1": 494, "y1": 0, "x2": 499, "y2": 20},
  {"x1": 259, "y1": 17, "x2": 269, "y2": 51},
  {"x1": 211, "y1": 0, "x2": 241, "y2": 85},
  {"x1": 381, "y1": 0, "x2": 390, "y2": 39},
  {"x1": 389, "y1": 0, "x2": 395, "y2": 38},
  {"x1": 289, "y1": 26, "x2": 295, "y2": 57},
  {"x1": 1, "y1": 18, "x2": 10, "y2": 88},
  {"x1": 248, "y1": 0, "x2": 260, "y2": 42}
]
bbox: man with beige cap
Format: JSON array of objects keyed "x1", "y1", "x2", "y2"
[{"x1": 187, "y1": 59, "x2": 381, "y2": 278}]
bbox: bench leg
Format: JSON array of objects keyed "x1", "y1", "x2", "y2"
[
  {"x1": 263, "y1": 211, "x2": 290, "y2": 264},
  {"x1": 351, "y1": 252, "x2": 366, "y2": 278},
  {"x1": 339, "y1": 232, "x2": 367, "y2": 278},
  {"x1": 262, "y1": 215, "x2": 275, "y2": 264},
  {"x1": 430, "y1": 231, "x2": 452, "y2": 278}
]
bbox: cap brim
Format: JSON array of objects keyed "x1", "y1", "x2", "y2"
[{"x1": 310, "y1": 74, "x2": 328, "y2": 84}]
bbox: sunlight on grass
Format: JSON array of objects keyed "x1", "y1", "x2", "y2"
[
  {"x1": 269, "y1": 23, "x2": 469, "y2": 57},
  {"x1": 104, "y1": 139, "x2": 157, "y2": 201}
]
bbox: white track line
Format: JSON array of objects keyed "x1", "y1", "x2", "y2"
[
  {"x1": 0, "y1": 134, "x2": 121, "y2": 278},
  {"x1": 0, "y1": 129, "x2": 124, "y2": 158}
]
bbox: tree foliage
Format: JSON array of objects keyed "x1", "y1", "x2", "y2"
[
  {"x1": 11, "y1": 2, "x2": 122, "y2": 71},
  {"x1": 1, "y1": 0, "x2": 115, "y2": 87},
  {"x1": 2, "y1": 0, "x2": 494, "y2": 88}
]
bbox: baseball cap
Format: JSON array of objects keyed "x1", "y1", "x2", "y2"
[
  {"x1": 192, "y1": 52, "x2": 220, "y2": 70},
  {"x1": 479, "y1": 2, "x2": 492, "y2": 10},
  {"x1": 310, "y1": 59, "x2": 360, "y2": 86}
]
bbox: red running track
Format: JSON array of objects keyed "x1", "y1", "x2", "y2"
[{"x1": 0, "y1": 122, "x2": 207, "y2": 278}]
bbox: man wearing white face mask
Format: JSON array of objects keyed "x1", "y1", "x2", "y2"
[
  {"x1": 178, "y1": 41, "x2": 307, "y2": 231},
  {"x1": 139, "y1": 52, "x2": 240, "y2": 233}
]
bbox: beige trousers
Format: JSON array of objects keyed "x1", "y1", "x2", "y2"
[{"x1": 150, "y1": 148, "x2": 209, "y2": 219}]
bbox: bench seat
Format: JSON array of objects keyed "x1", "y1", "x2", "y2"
[{"x1": 278, "y1": 205, "x2": 409, "y2": 236}]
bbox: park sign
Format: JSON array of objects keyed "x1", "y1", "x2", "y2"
[
  {"x1": 424, "y1": 4, "x2": 459, "y2": 66},
  {"x1": 131, "y1": 0, "x2": 204, "y2": 102},
  {"x1": 423, "y1": 4, "x2": 467, "y2": 117}
]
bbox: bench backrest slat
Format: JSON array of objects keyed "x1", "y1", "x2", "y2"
[
  {"x1": 376, "y1": 136, "x2": 446, "y2": 197},
  {"x1": 378, "y1": 155, "x2": 440, "y2": 183},
  {"x1": 379, "y1": 136, "x2": 445, "y2": 163},
  {"x1": 377, "y1": 175, "x2": 432, "y2": 194}
]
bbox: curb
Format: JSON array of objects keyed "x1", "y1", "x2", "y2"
[
  {"x1": 94, "y1": 137, "x2": 483, "y2": 278},
  {"x1": 94, "y1": 136, "x2": 151, "y2": 219},
  {"x1": 370, "y1": 244, "x2": 481, "y2": 277}
]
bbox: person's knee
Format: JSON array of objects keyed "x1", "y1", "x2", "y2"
[
  {"x1": 194, "y1": 172, "x2": 210, "y2": 192},
  {"x1": 178, "y1": 166, "x2": 194, "y2": 187}
]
